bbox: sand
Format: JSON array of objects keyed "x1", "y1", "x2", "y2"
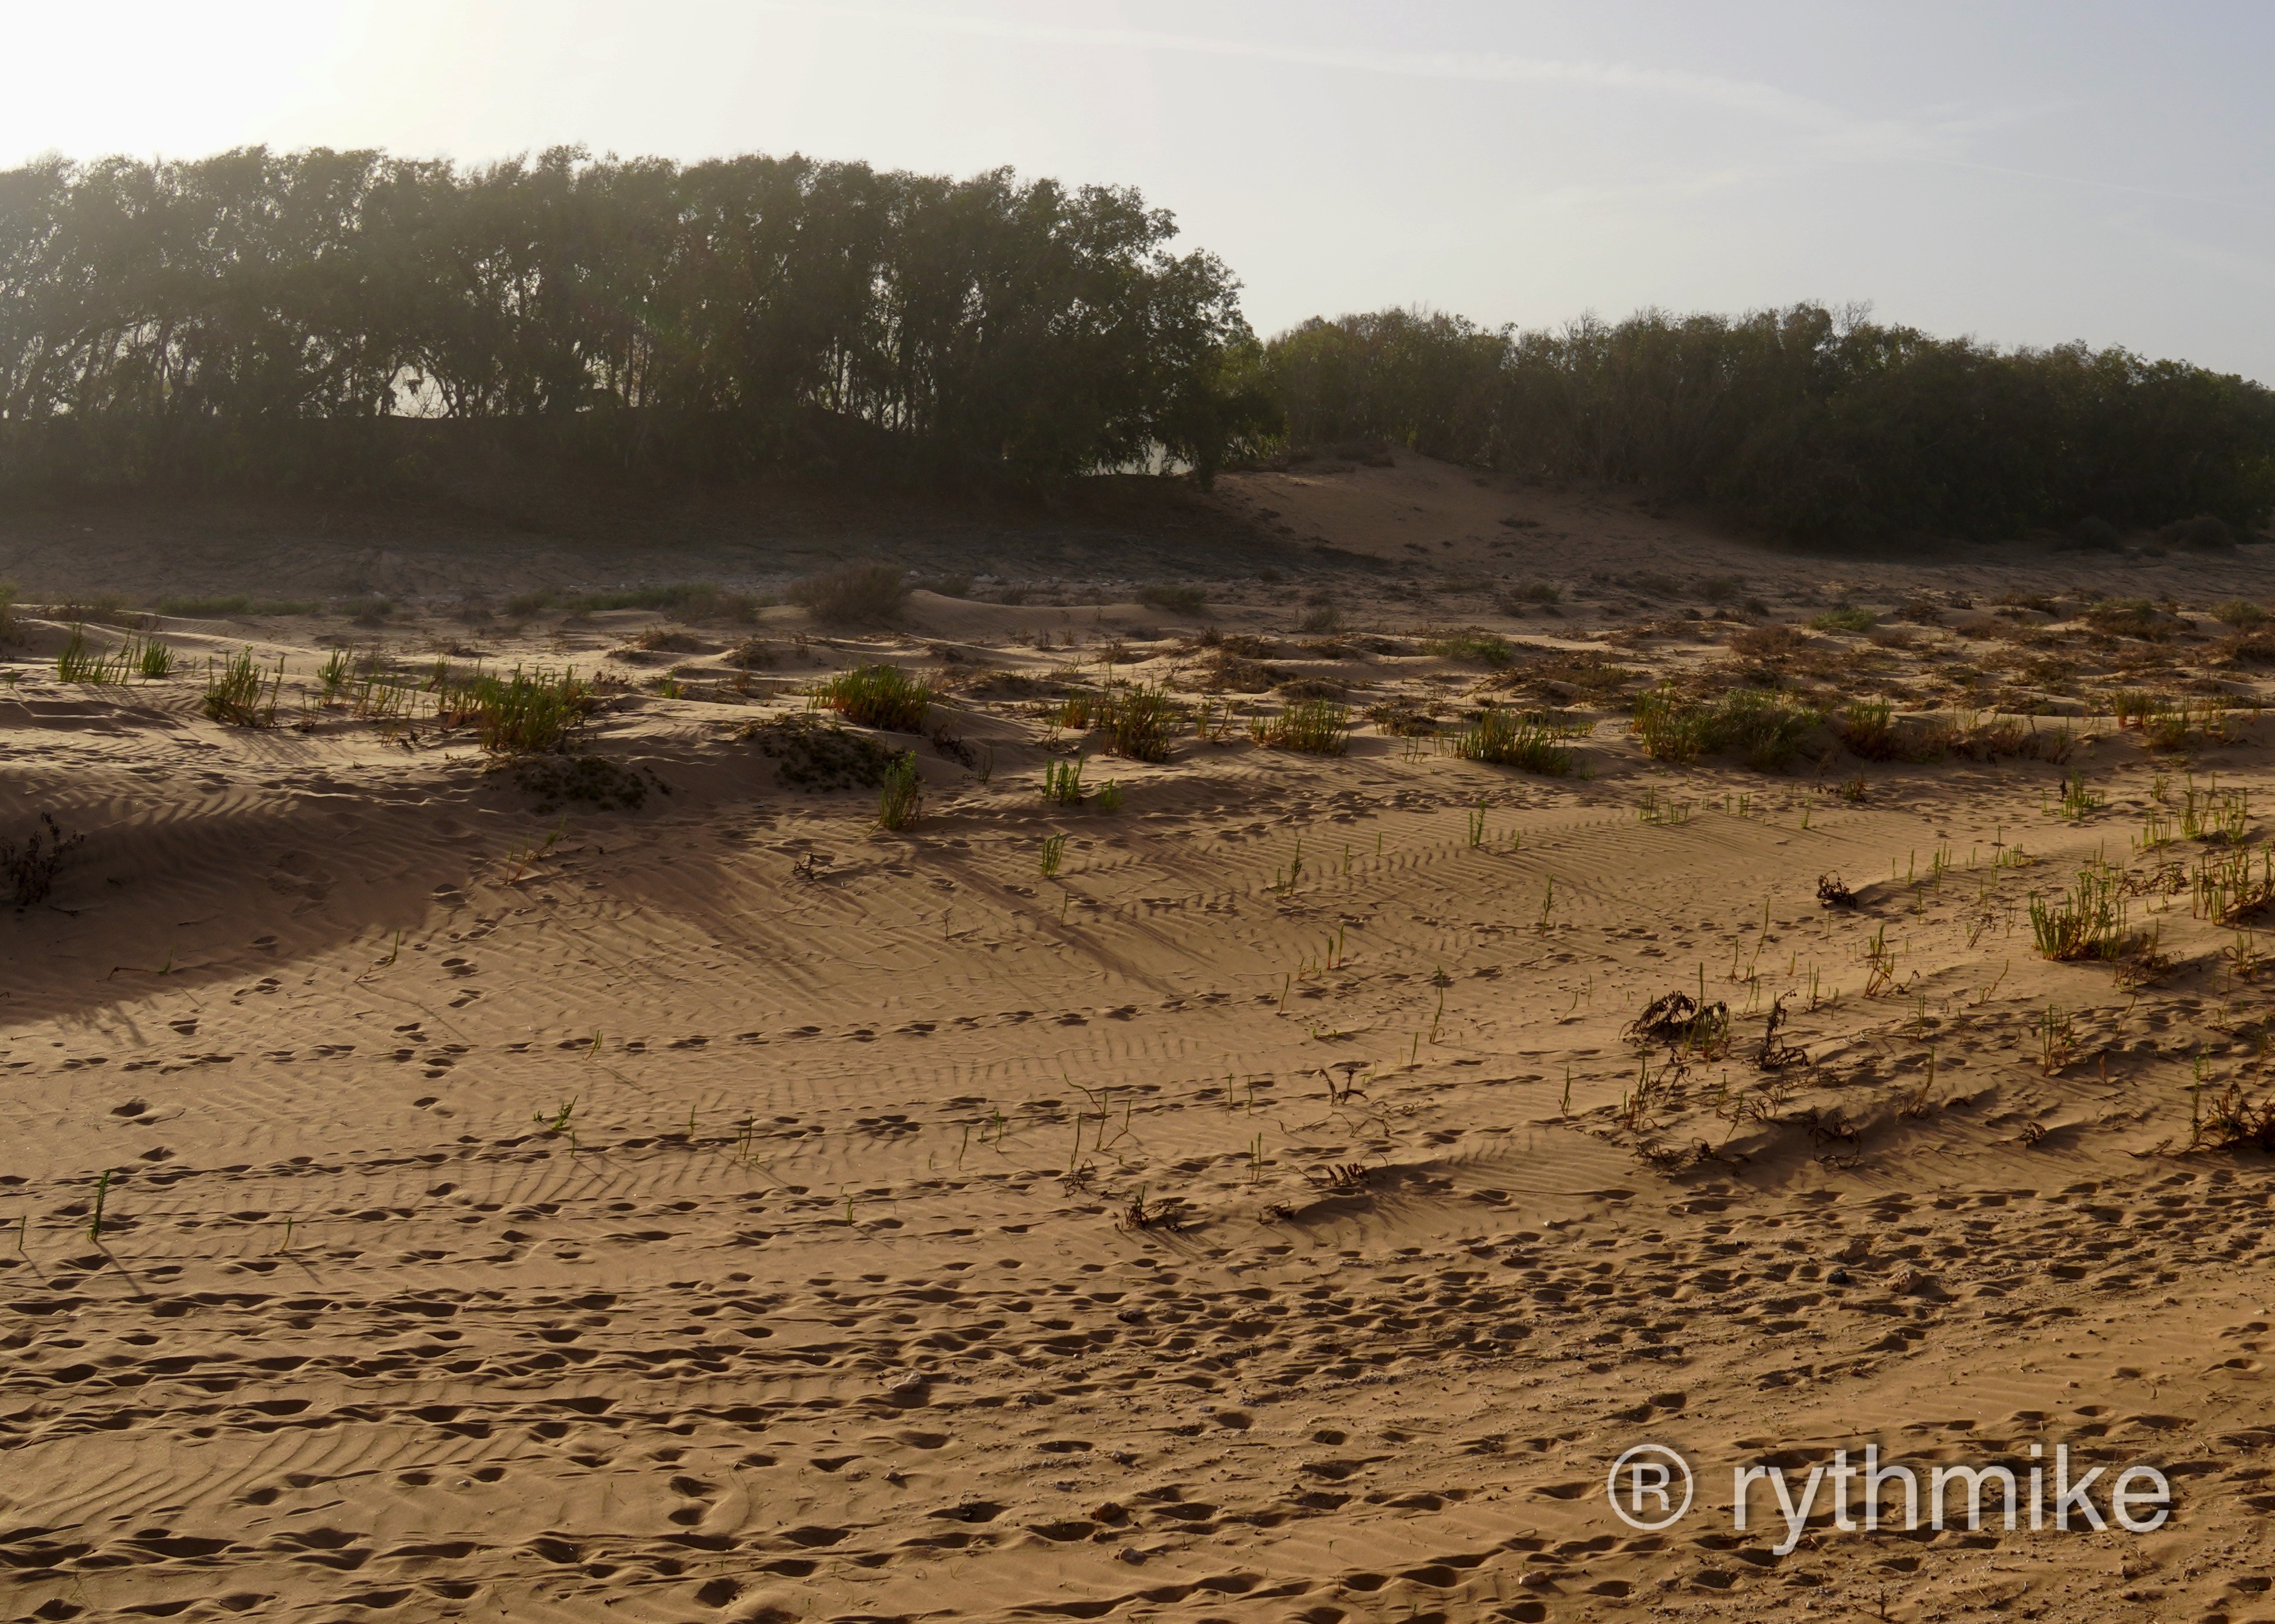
[{"x1": 4, "y1": 453, "x2": 2274, "y2": 1622}]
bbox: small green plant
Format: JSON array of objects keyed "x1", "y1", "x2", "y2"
[
  {"x1": 2058, "y1": 771, "x2": 2103, "y2": 821},
  {"x1": 1096, "y1": 682, "x2": 1179, "y2": 762},
  {"x1": 436, "y1": 666, "x2": 595, "y2": 754},
  {"x1": 203, "y1": 647, "x2": 283, "y2": 727},
  {"x1": 1421, "y1": 628, "x2": 1516, "y2": 667},
  {"x1": 1044, "y1": 754, "x2": 1086, "y2": 805},
  {"x1": 88, "y1": 1169, "x2": 111, "y2": 1242},
  {"x1": 877, "y1": 751, "x2": 923, "y2": 830},
  {"x1": 814, "y1": 663, "x2": 933, "y2": 732},
  {"x1": 318, "y1": 647, "x2": 352, "y2": 699},
  {"x1": 1040, "y1": 833, "x2": 1067, "y2": 877},
  {"x1": 134, "y1": 638, "x2": 174, "y2": 679},
  {"x1": 1251, "y1": 699, "x2": 1350, "y2": 754},
  {"x1": 1094, "y1": 779, "x2": 1125, "y2": 813},
  {"x1": 2029, "y1": 865, "x2": 2128, "y2": 961},
  {"x1": 57, "y1": 625, "x2": 114, "y2": 684},
  {"x1": 1810, "y1": 605, "x2": 1876, "y2": 633},
  {"x1": 1448, "y1": 707, "x2": 1573, "y2": 775}
]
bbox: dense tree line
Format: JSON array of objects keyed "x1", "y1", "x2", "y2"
[
  {"x1": 0, "y1": 146, "x2": 1255, "y2": 486},
  {"x1": 1246, "y1": 305, "x2": 2275, "y2": 542},
  {"x1": 3, "y1": 145, "x2": 2269, "y2": 543}
]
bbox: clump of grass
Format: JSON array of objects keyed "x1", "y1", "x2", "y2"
[
  {"x1": 2085, "y1": 597, "x2": 2161, "y2": 639},
  {"x1": 0, "y1": 581, "x2": 17, "y2": 643},
  {"x1": 1631, "y1": 687, "x2": 1821, "y2": 771},
  {"x1": 1044, "y1": 755, "x2": 1086, "y2": 805},
  {"x1": 1447, "y1": 707, "x2": 1573, "y2": 775},
  {"x1": 1096, "y1": 683, "x2": 1179, "y2": 762},
  {"x1": 877, "y1": 752, "x2": 923, "y2": 830},
  {"x1": 136, "y1": 639, "x2": 174, "y2": 679},
  {"x1": 154, "y1": 595, "x2": 322, "y2": 618},
  {"x1": 436, "y1": 666, "x2": 595, "y2": 754},
  {"x1": 2217, "y1": 600, "x2": 2268, "y2": 629},
  {"x1": 2029, "y1": 865, "x2": 2128, "y2": 961},
  {"x1": 58, "y1": 625, "x2": 121, "y2": 684},
  {"x1": 814, "y1": 664, "x2": 933, "y2": 732},
  {"x1": 1039, "y1": 833, "x2": 1067, "y2": 876},
  {"x1": 1809, "y1": 605, "x2": 1876, "y2": 633},
  {"x1": 790, "y1": 563, "x2": 910, "y2": 624},
  {"x1": 203, "y1": 647, "x2": 284, "y2": 727},
  {"x1": 1297, "y1": 603, "x2": 1344, "y2": 634},
  {"x1": 3, "y1": 813, "x2": 83, "y2": 907},
  {"x1": 1138, "y1": 584, "x2": 1208, "y2": 616},
  {"x1": 1251, "y1": 698, "x2": 1350, "y2": 754},
  {"x1": 1421, "y1": 628, "x2": 1515, "y2": 667},
  {"x1": 1095, "y1": 779, "x2": 1125, "y2": 813},
  {"x1": 1833, "y1": 700, "x2": 1950, "y2": 763}
]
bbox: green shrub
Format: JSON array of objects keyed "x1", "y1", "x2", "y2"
[
  {"x1": 1809, "y1": 606, "x2": 1876, "y2": 633},
  {"x1": 2216, "y1": 600, "x2": 2267, "y2": 628},
  {"x1": 814, "y1": 664, "x2": 932, "y2": 731},
  {"x1": 790, "y1": 563, "x2": 910, "y2": 624},
  {"x1": 1631, "y1": 687, "x2": 1821, "y2": 771},
  {"x1": 1421, "y1": 628, "x2": 1515, "y2": 666},
  {"x1": 877, "y1": 752, "x2": 923, "y2": 830},
  {"x1": 1448, "y1": 707, "x2": 1573, "y2": 775},
  {"x1": 203, "y1": 647, "x2": 283, "y2": 727},
  {"x1": 1096, "y1": 683, "x2": 1179, "y2": 762},
  {"x1": 1138, "y1": 584, "x2": 1208, "y2": 615},
  {"x1": 1251, "y1": 698, "x2": 1350, "y2": 754},
  {"x1": 437, "y1": 666, "x2": 595, "y2": 753}
]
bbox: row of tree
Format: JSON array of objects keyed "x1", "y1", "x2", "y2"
[
  {"x1": 1242, "y1": 304, "x2": 2275, "y2": 540},
  {"x1": 2, "y1": 146, "x2": 2269, "y2": 540},
  {"x1": 0, "y1": 146, "x2": 1255, "y2": 485}
]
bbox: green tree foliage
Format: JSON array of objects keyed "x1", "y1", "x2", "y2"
[
  {"x1": 0, "y1": 146, "x2": 1265, "y2": 487},
  {"x1": 1245, "y1": 304, "x2": 2275, "y2": 541}
]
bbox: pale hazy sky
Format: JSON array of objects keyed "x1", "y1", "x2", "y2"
[{"x1": 10, "y1": 1, "x2": 2272, "y2": 379}]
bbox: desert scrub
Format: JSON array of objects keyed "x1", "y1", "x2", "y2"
[
  {"x1": 3, "y1": 813, "x2": 82, "y2": 907},
  {"x1": 1421, "y1": 628, "x2": 1516, "y2": 667},
  {"x1": 877, "y1": 752, "x2": 923, "y2": 830},
  {"x1": 1809, "y1": 605, "x2": 1876, "y2": 633},
  {"x1": 814, "y1": 663, "x2": 932, "y2": 732},
  {"x1": 743, "y1": 713, "x2": 896, "y2": 790},
  {"x1": 1631, "y1": 687, "x2": 1821, "y2": 771},
  {"x1": 1138, "y1": 584, "x2": 1208, "y2": 615},
  {"x1": 437, "y1": 667, "x2": 595, "y2": 754},
  {"x1": 789, "y1": 563, "x2": 910, "y2": 624},
  {"x1": 1096, "y1": 683, "x2": 1180, "y2": 762},
  {"x1": 1447, "y1": 707, "x2": 1574, "y2": 775},
  {"x1": 1834, "y1": 700, "x2": 1951, "y2": 763},
  {"x1": 2030, "y1": 866, "x2": 2128, "y2": 961},
  {"x1": 203, "y1": 647, "x2": 283, "y2": 727},
  {"x1": 512, "y1": 754, "x2": 655, "y2": 813},
  {"x1": 1251, "y1": 698, "x2": 1350, "y2": 754}
]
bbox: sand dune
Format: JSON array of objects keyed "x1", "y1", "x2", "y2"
[{"x1": 4, "y1": 455, "x2": 2275, "y2": 1621}]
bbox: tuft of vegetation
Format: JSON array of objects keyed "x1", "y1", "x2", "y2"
[
  {"x1": 155, "y1": 595, "x2": 322, "y2": 617},
  {"x1": 0, "y1": 581, "x2": 16, "y2": 643},
  {"x1": 814, "y1": 663, "x2": 932, "y2": 731},
  {"x1": 1044, "y1": 754, "x2": 1086, "y2": 805},
  {"x1": 3, "y1": 813, "x2": 83, "y2": 907},
  {"x1": 1631, "y1": 687, "x2": 1821, "y2": 772},
  {"x1": 1446, "y1": 707, "x2": 1573, "y2": 775},
  {"x1": 202, "y1": 647, "x2": 283, "y2": 726},
  {"x1": 436, "y1": 666, "x2": 595, "y2": 754},
  {"x1": 1095, "y1": 683, "x2": 1180, "y2": 762},
  {"x1": 1251, "y1": 698, "x2": 1350, "y2": 754},
  {"x1": 512, "y1": 754, "x2": 653, "y2": 813},
  {"x1": 744, "y1": 713, "x2": 897, "y2": 790},
  {"x1": 2217, "y1": 599, "x2": 2268, "y2": 629},
  {"x1": 1421, "y1": 628, "x2": 1515, "y2": 667},
  {"x1": 790, "y1": 564, "x2": 911, "y2": 624},
  {"x1": 1809, "y1": 605, "x2": 1876, "y2": 634},
  {"x1": 2030, "y1": 866, "x2": 2129, "y2": 961},
  {"x1": 1138, "y1": 584, "x2": 1208, "y2": 616},
  {"x1": 877, "y1": 752, "x2": 923, "y2": 830}
]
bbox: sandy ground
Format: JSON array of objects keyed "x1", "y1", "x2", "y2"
[{"x1": 5, "y1": 454, "x2": 2275, "y2": 1623}]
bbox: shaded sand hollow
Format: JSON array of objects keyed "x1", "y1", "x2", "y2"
[{"x1": 5, "y1": 454, "x2": 2275, "y2": 1622}]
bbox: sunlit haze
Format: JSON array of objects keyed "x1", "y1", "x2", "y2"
[{"x1": 7, "y1": 0, "x2": 2273, "y2": 375}]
